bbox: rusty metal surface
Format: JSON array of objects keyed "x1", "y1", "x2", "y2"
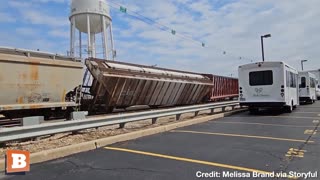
[
  {"x1": 0, "y1": 47, "x2": 83, "y2": 112},
  {"x1": 85, "y1": 58, "x2": 213, "y2": 112},
  {"x1": 206, "y1": 74, "x2": 239, "y2": 101}
]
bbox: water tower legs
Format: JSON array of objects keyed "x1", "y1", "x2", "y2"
[
  {"x1": 70, "y1": 17, "x2": 76, "y2": 57},
  {"x1": 69, "y1": 15, "x2": 115, "y2": 60},
  {"x1": 102, "y1": 16, "x2": 108, "y2": 60},
  {"x1": 110, "y1": 23, "x2": 116, "y2": 60},
  {"x1": 79, "y1": 31, "x2": 82, "y2": 58},
  {"x1": 86, "y1": 14, "x2": 92, "y2": 57},
  {"x1": 90, "y1": 33, "x2": 96, "y2": 58}
]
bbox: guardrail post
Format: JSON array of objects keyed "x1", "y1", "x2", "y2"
[
  {"x1": 152, "y1": 118, "x2": 157, "y2": 124},
  {"x1": 176, "y1": 114, "x2": 181, "y2": 121},
  {"x1": 119, "y1": 123, "x2": 126, "y2": 129},
  {"x1": 22, "y1": 116, "x2": 43, "y2": 126},
  {"x1": 222, "y1": 107, "x2": 226, "y2": 112},
  {"x1": 210, "y1": 108, "x2": 215, "y2": 114},
  {"x1": 195, "y1": 111, "x2": 199, "y2": 116},
  {"x1": 72, "y1": 131, "x2": 79, "y2": 135}
]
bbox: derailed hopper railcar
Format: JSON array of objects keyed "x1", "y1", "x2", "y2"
[
  {"x1": 205, "y1": 74, "x2": 239, "y2": 101},
  {"x1": 84, "y1": 58, "x2": 214, "y2": 113}
]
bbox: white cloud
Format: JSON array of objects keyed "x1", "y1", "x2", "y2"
[
  {"x1": 0, "y1": 12, "x2": 16, "y2": 22},
  {"x1": 16, "y1": 27, "x2": 37, "y2": 36},
  {"x1": 8, "y1": 0, "x2": 69, "y2": 27},
  {"x1": 111, "y1": 0, "x2": 320, "y2": 76},
  {"x1": 48, "y1": 29, "x2": 69, "y2": 38},
  {"x1": 0, "y1": 30, "x2": 66, "y2": 53},
  {"x1": 31, "y1": 0, "x2": 68, "y2": 3},
  {"x1": 1, "y1": 0, "x2": 319, "y2": 77},
  {"x1": 22, "y1": 10, "x2": 69, "y2": 27}
]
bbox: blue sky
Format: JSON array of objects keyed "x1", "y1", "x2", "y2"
[{"x1": 0, "y1": 0, "x2": 319, "y2": 77}]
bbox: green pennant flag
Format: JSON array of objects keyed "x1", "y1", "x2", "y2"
[{"x1": 120, "y1": 6, "x2": 127, "y2": 13}]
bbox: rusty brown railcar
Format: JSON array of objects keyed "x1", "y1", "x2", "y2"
[
  {"x1": 84, "y1": 58, "x2": 213, "y2": 113},
  {"x1": 0, "y1": 47, "x2": 83, "y2": 119},
  {"x1": 205, "y1": 74, "x2": 239, "y2": 101}
]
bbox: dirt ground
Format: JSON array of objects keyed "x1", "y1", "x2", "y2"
[{"x1": 0, "y1": 108, "x2": 227, "y2": 159}]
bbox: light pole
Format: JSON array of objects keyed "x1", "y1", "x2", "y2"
[
  {"x1": 301, "y1": 60, "x2": 307, "y2": 71},
  {"x1": 261, "y1": 34, "x2": 271, "y2": 62}
]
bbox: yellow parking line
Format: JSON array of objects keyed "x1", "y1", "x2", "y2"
[
  {"x1": 294, "y1": 112, "x2": 320, "y2": 114},
  {"x1": 285, "y1": 148, "x2": 306, "y2": 158},
  {"x1": 313, "y1": 120, "x2": 320, "y2": 124},
  {"x1": 264, "y1": 116, "x2": 320, "y2": 119},
  {"x1": 232, "y1": 116, "x2": 320, "y2": 120},
  {"x1": 298, "y1": 106, "x2": 320, "y2": 108},
  {"x1": 304, "y1": 129, "x2": 317, "y2": 135},
  {"x1": 104, "y1": 146, "x2": 271, "y2": 174},
  {"x1": 214, "y1": 121, "x2": 316, "y2": 128},
  {"x1": 171, "y1": 130, "x2": 314, "y2": 143}
]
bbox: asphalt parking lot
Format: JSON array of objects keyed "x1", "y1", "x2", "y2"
[{"x1": 2, "y1": 102, "x2": 320, "y2": 180}]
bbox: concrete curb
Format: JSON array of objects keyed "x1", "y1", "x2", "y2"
[{"x1": 0, "y1": 109, "x2": 246, "y2": 172}]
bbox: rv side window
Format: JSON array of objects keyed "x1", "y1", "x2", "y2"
[
  {"x1": 286, "y1": 71, "x2": 290, "y2": 87},
  {"x1": 286, "y1": 71, "x2": 296, "y2": 87},
  {"x1": 301, "y1": 77, "x2": 306, "y2": 88},
  {"x1": 249, "y1": 70, "x2": 273, "y2": 86},
  {"x1": 290, "y1": 72, "x2": 297, "y2": 88},
  {"x1": 310, "y1": 78, "x2": 315, "y2": 88}
]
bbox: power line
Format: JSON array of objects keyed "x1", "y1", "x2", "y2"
[
  {"x1": 108, "y1": 0, "x2": 258, "y2": 62},
  {"x1": 108, "y1": 1, "x2": 205, "y2": 46}
]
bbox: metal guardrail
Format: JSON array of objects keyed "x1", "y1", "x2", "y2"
[{"x1": 0, "y1": 101, "x2": 240, "y2": 143}]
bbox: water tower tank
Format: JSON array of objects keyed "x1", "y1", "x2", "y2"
[{"x1": 70, "y1": 0, "x2": 111, "y2": 34}]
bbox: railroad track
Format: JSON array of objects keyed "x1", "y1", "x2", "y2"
[
  {"x1": 0, "y1": 105, "x2": 176, "y2": 128},
  {"x1": 0, "y1": 101, "x2": 241, "y2": 143},
  {"x1": 0, "y1": 106, "x2": 168, "y2": 129},
  {"x1": 0, "y1": 118, "x2": 21, "y2": 128},
  {"x1": 0, "y1": 102, "x2": 237, "y2": 128}
]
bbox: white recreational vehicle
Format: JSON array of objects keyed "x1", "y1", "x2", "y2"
[
  {"x1": 238, "y1": 61, "x2": 299, "y2": 113},
  {"x1": 298, "y1": 72, "x2": 317, "y2": 103},
  {"x1": 307, "y1": 69, "x2": 320, "y2": 100}
]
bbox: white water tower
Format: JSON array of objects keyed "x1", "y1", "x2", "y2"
[{"x1": 69, "y1": 0, "x2": 115, "y2": 60}]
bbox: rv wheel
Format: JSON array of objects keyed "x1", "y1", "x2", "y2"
[
  {"x1": 249, "y1": 108, "x2": 259, "y2": 114},
  {"x1": 286, "y1": 102, "x2": 293, "y2": 113}
]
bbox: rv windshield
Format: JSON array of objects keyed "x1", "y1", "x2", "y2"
[{"x1": 249, "y1": 70, "x2": 273, "y2": 86}]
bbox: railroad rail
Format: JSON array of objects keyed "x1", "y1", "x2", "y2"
[
  {"x1": 0, "y1": 119, "x2": 21, "y2": 128},
  {"x1": 0, "y1": 101, "x2": 241, "y2": 143}
]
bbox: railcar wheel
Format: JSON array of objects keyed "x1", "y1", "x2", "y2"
[{"x1": 105, "y1": 107, "x2": 114, "y2": 113}]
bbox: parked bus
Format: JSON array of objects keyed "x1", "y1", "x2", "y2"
[
  {"x1": 307, "y1": 69, "x2": 320, "y2": 100},
  {"x1": 298, "y1": 72, "x2": 317, "y2": 103},
  {"x1": 317, "y1": 84, "x2": 320, "y2": 100},
  {"x1": 238, "y1": 61, "x2": 299, "y2": 113}
]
